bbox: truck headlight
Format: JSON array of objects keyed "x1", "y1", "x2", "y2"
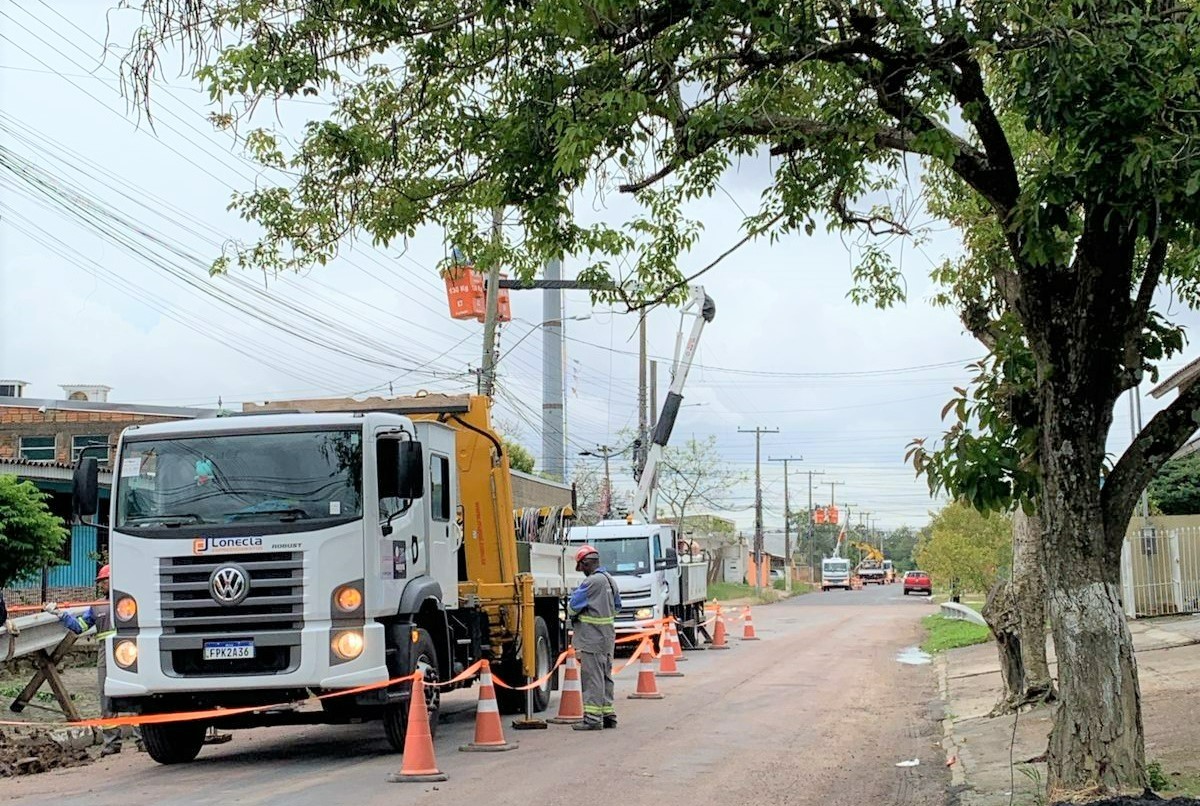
[
  {"x1": 331, "y1": 630, "x2": 364, "y2": 661},
  {"x1": 115, "y1": 596, "x2": 138, "y2": 622},
  {"x1": 635, "y1": 608, "x2": 654, "y2": 619},
  {"x1": 114, "y1": 639, "x2": 138, "y2": 669}
]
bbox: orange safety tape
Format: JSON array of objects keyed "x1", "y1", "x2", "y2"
[
  {"x1": 425, "y1": 659, "x2": 485, "y2": 689},
  {"x1": 491, "y1": 650, "x2": 569, "y2": 691},
  {"x1": 612, "y1": 638, "x2": 653, "y2": 674}
]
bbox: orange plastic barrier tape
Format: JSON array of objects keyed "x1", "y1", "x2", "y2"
[
  {"x1": 7, "y1": 600, "x2": 106, "y2": 615},
  {"x1": 491, "y1": 650, "x2": 569, "y2": 691}
]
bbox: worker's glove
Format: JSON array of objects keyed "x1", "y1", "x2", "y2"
[{"x1": 43, "y1": 602, "x2": 59, "y2": 615}]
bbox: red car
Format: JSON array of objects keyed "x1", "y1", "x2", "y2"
[{"x1": 903, "y1": 570, "x2": 932, "y2": 596}]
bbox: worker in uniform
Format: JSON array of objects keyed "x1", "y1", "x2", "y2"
[
  {"x1": 45, "y1": 564, "x2": 144, "y2": 756},
  {"x1": 567, "y1": 545, "x2": 621, "y2": 731}
]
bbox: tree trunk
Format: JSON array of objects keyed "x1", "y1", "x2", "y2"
[
  {"x1": 1011, "y1": 509, "x2": 1055, "y2": 704},
  {"x1": 982, "y1": 578, "x2": 1025, "y2": 716},
  {"x1": 1038, "y1": 375, "x2": 1145, "y2": 796}
]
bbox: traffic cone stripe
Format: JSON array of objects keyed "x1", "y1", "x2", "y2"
[
  {"x1": 629, "y1": 644, "x2": 665, "y2": 699},
  {"x1": 741, "y1": 606, "x2": 760, "y2": 641},
  {"x1": 477, "y1": 697, "x2": 499, "y2": 714}
]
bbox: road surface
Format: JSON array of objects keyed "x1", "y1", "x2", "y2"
[{"x1": 3, "y1": 583, "x2": 949, "y2": 806}]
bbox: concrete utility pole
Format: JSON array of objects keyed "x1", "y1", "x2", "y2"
[
  {"x1": 541, "y1": 255, "x2": 566, "y2": 481},
  {"x1": 580, "y1": 445, "x2": 621, "y2": 519},
  {"x1": 636, "y1": 315, "x2": 649, "y2": 480},
  {"x1": 479, "y1": 207, "x2": 504, "y2": 397},
  {"x1": 649, "y1": 360, "x2": 658, "y2": 431},
  {"x1": 770, "y1": 456, "x2": 803, "y2": 592},
  {"x1": 740, "y1": 427, "x2": 779, "y2": 595}
]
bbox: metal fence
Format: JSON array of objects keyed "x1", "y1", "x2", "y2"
[
  {"x1": 8, "y1": 524, "x2": 99, "y2": 590},
  {"x1": 1121, "y1": 525, "x2": 1200, "y2": 618}
]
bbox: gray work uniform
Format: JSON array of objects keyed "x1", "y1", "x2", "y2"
[
  {"x1": 59, "y1": 603, "x2": 141, "y2": 754},
  {"x1": 569, "y1": 570, "x2": 619, "y2": 725}
]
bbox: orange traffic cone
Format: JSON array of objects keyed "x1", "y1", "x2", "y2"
[
  {"x1": 741, "y1": 606, "x2": 760, "y2": 641},
  {"x1": 385, "y1": 670, "x2": 448, "y2": 783},
  {"x1": 628, "y1": 643, "x2": 665, "y2": 699},
  {"x1": 668, "y1": 619, "x2": 689, "y2": 662},
  {"x1": 709, "y1": 607, "x2": 731, "y2": 650},
  {"x1": 460, "y1": 659, "x2": 517, "y2": 752},
  {"x1": 656, "y1": 630, "x2": 684, "y2": 678},
  {"x1": 548, "y1": 647, "x2": 584, "y2": 724}
]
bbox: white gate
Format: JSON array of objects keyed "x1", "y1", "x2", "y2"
[{"x1": 1120, "y1": 526, "x2": 1200, "y2": 618}]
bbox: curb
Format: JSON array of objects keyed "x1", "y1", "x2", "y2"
[{"x1": 936, "y1": 655, "x2": 968, "y2": 789}]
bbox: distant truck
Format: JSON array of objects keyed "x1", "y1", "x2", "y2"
[
  {"x1": 882, "y1": 560, "x2": 896, "y2": 584},
  {"x1": 856, "y1": 559, "x2": 886, "y2": 585},
  {"x1": 821, "y1": 557, "x2": 853, "y2": 591}
]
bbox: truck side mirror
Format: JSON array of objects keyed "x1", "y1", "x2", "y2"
[
  {"x1": 73, "y1": 457, "x2": 99, "y2": 519},
  {"x1": 655, "y1": 547, "x2": 679, "y2": 571},
  {"x1": 378, "y1": 439, "x2": 425, "y2": 500}
]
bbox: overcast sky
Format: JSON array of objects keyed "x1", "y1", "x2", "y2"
[{"x1": 3, "y1": 2, "x2": 1198, "y2": 533}]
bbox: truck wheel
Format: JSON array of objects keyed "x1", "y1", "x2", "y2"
[
  {"x1": 141, "y1": 720, "x2": 206, "y2": 765},
  {"x1": 495, "y1": 616, "x2": 552, "y2": 714},
  {"x1": 383, "y1": 628, "x2": 440, "y2": 752}
]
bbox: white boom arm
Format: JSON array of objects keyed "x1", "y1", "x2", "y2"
[{"x1": 630, "y1": 285, "x2": 716, "y2": 524}]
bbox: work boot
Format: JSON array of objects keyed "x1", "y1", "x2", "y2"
[
  {"x1": 603, "y1": 716, "x2": 618, "y2": 729},
  {"x1": 572, "y1": 720, "x2": 603, "y2": 731}
]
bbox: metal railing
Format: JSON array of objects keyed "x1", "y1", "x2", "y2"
[{"x1": 939, "y1": 601, "x2": 988, "y2": 627}]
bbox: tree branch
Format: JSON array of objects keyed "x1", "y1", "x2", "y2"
[
  {"x1": 1124, "y1": 227, "x2": 1169, "y2": 362},
  {"x1": 1102, "y1": 378, "x2": 1200, "y2": 552}
]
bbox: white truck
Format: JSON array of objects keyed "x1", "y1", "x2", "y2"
[
  {"x1": 568, "y1": 286, "x2": 714, "y2": 647},
  {"x1": 73, "y1": 394, "x2": 580, "y2": 764},
  {"x1": 820, "y1": 522, "x2": 853, "y2": 591}
]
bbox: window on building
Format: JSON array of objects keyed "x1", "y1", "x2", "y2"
[
  {"x1": 72, "y1": 434, "x2": 110, "y2": 464},
  {"x1": 19, "y1": 435, "x2": 56, "y2": 462},
  {"x1": 0, "y1": 383, "x2": 21, "y2": 397}
]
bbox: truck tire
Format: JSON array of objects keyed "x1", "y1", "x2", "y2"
[
  {"x1": 141, "y1": 720, "x2": 206, "y2": 765},
  {"x1": 495, "y1": 616, "x2": 552, "y2": 714},
  {"x1": 383, "y1": 628, "x2": 440, "y2": 752}
]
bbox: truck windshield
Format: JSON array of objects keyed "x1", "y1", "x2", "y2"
[
  {"x1": 589, "y1": 538, "x2": 651, "y2": 575},
  {"x1": 116, "y1": 429, "x2": 363, "y2": 532}
]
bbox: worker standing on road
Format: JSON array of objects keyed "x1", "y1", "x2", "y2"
[
  {"x1": 44, "y1": 564, "x2": 144, "y2": 756},
  {"x1": 567, "y1": 545, "x2": 621, "y2": 731}
]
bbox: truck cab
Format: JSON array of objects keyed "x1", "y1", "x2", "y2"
[{"x1": 821, "y1": 557, "x2": 852, "y2": 591}]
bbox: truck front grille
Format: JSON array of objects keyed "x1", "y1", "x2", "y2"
[{"x1": 160, "y1": 552, "x2": 304, "y2": 635}]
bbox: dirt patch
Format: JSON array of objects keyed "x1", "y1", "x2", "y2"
[{"x1": 0, "y1": 730, "x2": 95, "y2": 778}]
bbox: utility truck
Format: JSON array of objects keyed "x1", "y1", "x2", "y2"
[
  {"x1": 850, "y1": 541, "x2": 886, "y2": 585},
  {"x1": 73, "y1": 394, "x2": 579, "y2": 765},
  {"x1": 569, "y1": 286, "x2": 714, "y2": 647},
  {"x1": 820, "y1": 521, "x2": 853, "y2": 591}
]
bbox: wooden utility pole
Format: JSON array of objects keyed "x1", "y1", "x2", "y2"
[
  {"x1": 770, "y1": 456, "x2": 802, "y2": 592},
  {"x1": 739, "y1": 427, "x2": 779, "y2": 595},
  {"x1": 804, "y1": 470, "x2": 825, "y2": 572}
]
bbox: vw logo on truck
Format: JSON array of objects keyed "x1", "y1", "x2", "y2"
[{"x1": 209, "y1": 564, "x2": 250, "y2": 606}]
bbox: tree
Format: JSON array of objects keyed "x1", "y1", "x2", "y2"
[
  {"x1": 130, "y1": 2, "x2": 1200, "y2": 793},
  {"x1": 656, "y1": 437, "x2": 746, "y2": 534},
  {"x1": 1148, "y1": 453, "x2": 1200, "y2": 515},
  {"x1": 0, "y1": 476, "x2": 68, "y2": 589},
  {"x1": 883, "y1": 526, "x2": 920, "y2": 573},
  {"x1": 570, "y1": 464, "x2": 604, "y2": 526},
  {"x1": 914, "y1": 502, "x2": 1011, "y2": 596},
  {"x1": 503, "y1": 440, "x2": 536, "y2": 474}
]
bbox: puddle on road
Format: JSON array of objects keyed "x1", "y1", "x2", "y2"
[{"x1": 896, "y1": 646, "x2": 932, "y2": 665}]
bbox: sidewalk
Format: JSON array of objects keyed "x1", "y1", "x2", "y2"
[{"x1": 938, "y1": 615, "x2": 1200, "y2": 805}]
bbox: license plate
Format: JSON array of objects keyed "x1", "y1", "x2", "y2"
[{"x1": 203, "y1": 640, "x2": 255, "y2": 660}]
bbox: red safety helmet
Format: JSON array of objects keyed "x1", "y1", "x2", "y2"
[
  {"x1": 96, "y1": 564, "x2": 111, "y2": 582},
  {"x1": 573, "y1": 545, "x2": 599, "y2": 564}
]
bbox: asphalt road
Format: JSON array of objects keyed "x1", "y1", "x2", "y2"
[{"x1": 4, "y1": 582, "x2": 948, "y2": 806}]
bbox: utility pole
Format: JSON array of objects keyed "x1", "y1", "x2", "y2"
[
  {"x1": 824, "y1": 480, "x2": 846, "y2": 508},
  {"x1": 770, "y1": 456, "x2": 802, "y2": 593},
  {"x1": 649, "y1": 360, "x2": 658, "y2": 430},
  {"x1": 541, "y1": 254, "x2": 565, "y2": 481},
  {"x1": 804, "y1": 470, "x2": 825, "y2": 574},
  {"x1": 739, "y1": 427, "x2": 779, "y2": 595},
  {"x1": 636, "y1": 315, "x2": 649, "y2": 479},
  {"x1": 580, "y1": 445, "x2": 621, "y2": 519},
  {"x1": 479, "y1": 207, "x2": 504, "y2": 397}
]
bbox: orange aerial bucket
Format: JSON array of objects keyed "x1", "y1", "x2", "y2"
[{"x1": 444, "y1": 266, "x2": 486, "y2": 320}]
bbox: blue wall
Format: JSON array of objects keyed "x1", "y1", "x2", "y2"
[{"x1": 10, "y1": 524, "x2": 98, "y2": 590}]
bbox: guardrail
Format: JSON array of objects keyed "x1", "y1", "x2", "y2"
[
  {"x1": 939, "y1": 601, "x2": 988, "y2": 627},
  {"x1": 2, "y1": 609, "x2": 81, "y2": 663}
]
